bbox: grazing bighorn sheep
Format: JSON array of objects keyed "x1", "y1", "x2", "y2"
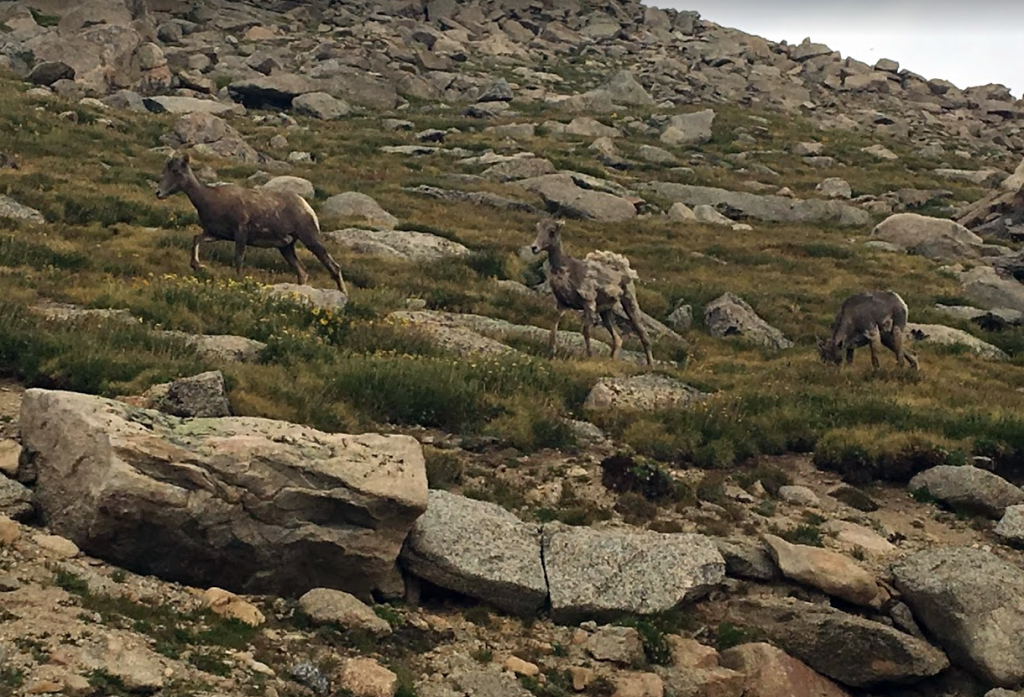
[
  {"x1": 155, "y1": 152, "x2": 347, "y2": 293},
  {"x1": 818, "y1": 290, "x2": 919, "y2": 370},
  {"x1": 530, "y1": 217, "x2": 654, "y2": 367}
]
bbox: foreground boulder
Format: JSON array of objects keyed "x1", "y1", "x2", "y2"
[
  {"x1": 908, "y1": 465, "x2": 1024, "y2": 518},
  {"x1": 401, "y1": 490, "x2": 548, "y2": 616},
  {"x1": 762, "y1": 534, "x2": 888, "y2": 608},
  {"x1": 583, "y1": 374, "x2": 709, "y2": 411},
  {"x1": 894, "y1": 547, "x2": 1024, "y2": 687},
  {"x1": 144, "y1": 370, "x2": 231, "y2": 418},
  {"x1": 719, "y1": 642, "x2": 853, "y2": 697},
  {"x1": 542, "y1": 523, "x2": 725, "y2": 621},
  {"x1": 732, "y1": 597, "x2": 949, "y2": 688},
  {"x1": 870, "y1": 213, "x2": 987, "y2": 261},
  {"x1": 20, "y1": 389, "x2": 427, "y2": 597}
]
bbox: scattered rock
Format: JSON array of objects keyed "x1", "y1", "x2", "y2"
[
  {"x1": 0, "y1": 194, "x2": 45, "y2": 224},
  {"x1": 0, "y1": 476, "x2": 33, "y2": 521},
  {"x1": 661, "y1": 109, "x2": 715, "y2": 146},
  {"x1": 906, "y1": 323, "x2": 1008, "y2": 360},
  {"x1": 763, "y1": 534, "x2": 888, "y2": 608},
  {"x1": 894, "y1": 547, "x2": 1024, "y2": 687},
  {"x1": 862, "y1": 144, "x2": 899, "y2": 161},
  {"x1": 565, "y1": 116, "x2": 620, "y2": 138},
  {"x1": 292, "y1": 92, "x2": 351, "y2": 120},
  {"x1": 704, "y1": 293, "x2": 793, "y2": 350},
  {"x1": 777, "y1": 485, "x2": 819, "y2": 507},
  {"x1": 321, "y1": 192, "x2": 399, "y2": 230},
  {"x1": 542, "y1": 523, "x2": 725, "y2": 621},
  {"x1": 21, "y1": 388, "x2": 427, "y2": 597},
  {"x1": 146, "y1": 370, "x2": 231, "y2": 418},
  {"x1": 816, "y1": 178, "x2": 852, "y2": 199},
  {"x1": 645, "y1": 183, "x2": 869, "y2": 226},
  {"x1": 482, "y1": 157, "x2": 556, "y2": 182},
  {"x1": 326, "y1": 228, "x2": 470, "y2": 261},
  {"x1": 870, "y1": 213, "x2": 985, "y2": 261},
  {"x1": 585, "y1": 625, "x2": 645, "y2": 665},
  {"x1": 517, "y1": 173, "x2": 637, "y2": 222},
  {"x1": 28, "y1": 61, "x2": 75, "y2": 86},
  {"x1": 666, "y1": 303, "x2": 693, "y2": 332},
  {"x1": 299, "y1": 588, "x2": 391, "y2": 635},
  {"x1": 143, "y1": 96, "x2": 238, "y2": 115},
  {"x1": 995, "y1": 505, "x2": 1024, "y2": 545},
  {"x1": 720, "y1": 642, "x2": 853, "y2": 697},
  {"x1": 583, "y1": 374, "x2": 709, "y2": 412},
  {"x1": 32, "y1": 533, "x2": 80, "y2": 559},
  {"x1": 159, "y1": 330, "x2": 267, "y2": 363},
  {"x1": 202, "y1": 587, "x2": 266, "y2": 626},
  {"x1": 0, "y1": 441, "x2": 20, "y2": 478},
  {"x1": 604, "y1": 70, "x2": 655, "y2": 106},
  {"x1": 908, "y1": 465, "x2": 1024, "y2": 518},
  {"x1": 260, "y1": 175, "x2": 316, "y2": 201},
  {"x1": 714, "y1": 538, "x2": 779, "y2": 581},
  {"x1": 266, "y1": 283, "x2": 349, "y2": 312},
  {"x1": 401, "y1": 490, "x2": 547, "y2": 616}
]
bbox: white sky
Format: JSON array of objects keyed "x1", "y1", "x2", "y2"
[{"x1": 647, "y1": 1, "x2": 1024, "y2": 98}]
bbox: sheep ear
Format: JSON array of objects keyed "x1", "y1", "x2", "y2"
[
  {"x1": 181, "y1": 152, "x2": 190, "y2": 165},
  {"x1": 554, "y1": 218, "x2": 565, "y2": 229}
]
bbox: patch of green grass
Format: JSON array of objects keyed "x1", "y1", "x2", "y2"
[
  {"x1": 373, "y1": 603, "x2": 405, "y2": 628},
  {"x1": 0, "y1": 235, "x2": 90, "y2": 271},
  {"x1": 423, "y1": 447, "x2": 464, "y2": 490},
  {"x1": 188, "y1": 648, "x2": 232, "y2": 677},
  {"x1": 54, "y1": 568, "x2": 90, "y2": 595},
  {"x1": 910, "y1": 486, "x2": 937, "y2": 504},
  {"x1": 463, "y1": 606, "x2": 493, "y2": 628},
  {"x1": 470, "y1": 648, "x2": 494, "y2": 663},
  {"x1": 0, "y1": 666, "x2": 25, "y2": 691},
  {"x1": 614, "y1": 610, "x2": 695, "y2": 667},
  {"x1": 779, "y1": 523, "x2": 824, "y2": 547},
  {"x1": 715, "y1": 622, "x2": 761, "y2": 651},
  {"x1": 28, "y1": 7, "x2": 60, "y2": 26}
]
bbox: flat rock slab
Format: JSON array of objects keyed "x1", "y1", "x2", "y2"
[
  {"x1": 763, "y1": 534, "x2": 887, "y2": 608},
  {"x1": 158, "y1": 330, "x2": 266, "y2": 363},
  {"x1": 871, "y1": 213, "x2": 984, "y2": 261},
  {"x1": 143, "y1": 96, "x2": 240, "y2": 115},
  {"x1": 704, "y1": 292, "x2": 793, "y2": 349},
  {"x1": 0, "y1": 194, "x2": 45, "y2": 224},
  {"x1": 517, "y1": 173, "x2": 637, "y2": 222},
  {"x1": 720, "y1": 642, "x2": 853, "y2": 697},
  {"x1": 266, "y1": 283, "x2": 349, "y2": 311},
  {"x1": 325, "y1": 228, "x2": 471, "y2": 261},
  {"x1": 894, "y1": 547, "x2": 1024, "y2": 687},
  {"x1": 582, "y1": 374, "x2": 710, "y2": 411},
  {"x1": 401, "y1": 490, "x2": 547, "y2": 616},
  {"x1": 732, "y1": 597, "x2": 949, "y2": 688},
  {"x1": 542, "y1": 523, "x2": 724, "y2": 621},
  {"x1": 908, "y1": 465, "x2": 1024, "y2": 518},
  {"x1": 20, "y1": 389, "x2": 427, "y2": 597},
  {"x1": 906, "y1": 323, "x2": 1008, "y2": 360},
  {"x1": 644, "y1": 182, "x2": 870, "y2": 226}
]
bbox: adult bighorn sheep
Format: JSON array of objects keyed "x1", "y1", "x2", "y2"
[
  {"x1": 530, "y1": 217, "x2": 654, "y2": 367},
  {"x1": 155, "y1": 152, "x2": 347, "y2": 293},
  {"x1": 818, "y1": 290, "x2": 919, "y2": 370}
]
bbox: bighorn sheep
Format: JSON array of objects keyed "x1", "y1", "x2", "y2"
[
  {"x1": 155, "y1": 152, "x2": 347, "y2": 293},
  {"x1": 818, "y1": 290, "x2": 919, "y2": 370},
  {"x1": 530, "y1": 217, "x2": 654, "y2": 367}
]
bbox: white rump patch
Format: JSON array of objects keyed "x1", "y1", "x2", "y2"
[{"x1": 298, "y1": 196, "x2": 320, "y2": 232}]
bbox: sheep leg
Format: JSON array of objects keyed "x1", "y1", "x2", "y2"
[
  {"x1": 867, "y1": 328, "x2": 884, "y2": 370},
  {"x1": 305, "y1": 240, "x2": 347, "y2": 294},
  {"x1": 582, "y1": 305, "x2": 599, "y2": 358},
  {"x1": 884, "y1": 328, "x2": 919, "y2": 370},
  {"x1": 845, "y1": 347, "x2": 855, "y2": 366},
  {"x1": 279, "y1": 243, "x2": 308, "y2": 286},
  {"x1": 233, "y1": 234, "x2": 248, "y2": 277},
  {"x1": 621, "y1": 293, "x2": 654, "y2": 368},
  {"x1": 549, "y1": 309, "x2": 564, "y2": 357},
  {"x1": 600, "y1": 309, "x2": 622, "y2": 361},
  {"x1": 190, "y1": 232, "x2": 213, "y2": 271}
]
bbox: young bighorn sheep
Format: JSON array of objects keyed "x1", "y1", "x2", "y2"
[
  {"x1": 530, "y1": 217, "x2": 654, "y2": 367},
  {"x1": 818, "y1": 290, "x2": 919, "y2": 370},
  {"x1": 155, "y1": 152, "x2": 347, "y2": 293}
]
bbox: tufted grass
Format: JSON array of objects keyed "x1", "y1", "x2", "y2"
[{"x1": 0, "y1": 74, "x2": 1023, "y2": 472}]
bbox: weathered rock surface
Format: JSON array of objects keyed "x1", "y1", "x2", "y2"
[
  {"x1": 995, "y1": 505, "x2": 1024, "y2": 545},
  {"x1": 0, "y1": 476, "x2": 33, "y2": 521},
  {"x1": 143, "y1": 96, "x2": 239, "y2": 116},
  {"x1": 894, "y1": 547, "x2": 1024, "y2": 687},
  {"x1": 906, "y1": 323, "x2": 1008, "y2": 360},
  {"x1": 645, "y1": 183, "x2": 870, "y2": 226},
  {"x1": 159, "y1": 330, "x2": 267, "y2": 363},
  {"x1": 719, "y1": 642, "x2": 853, "y2": 697},
  {"x1": 320, "y1": 192, "x2": 399, "y2": 230},
  {"x1": 870, "y1": 213, "x2": 986, "y2": 261},
  {"x1": 704, "y1": 293, "x2": 793, "y2": 349},
  {"x1": 0, "y1": 195, "x2": 45, "y2": 224},
  {"x1": 763, "y1": 534, "x2": 888, "y2": 608},
  {"x1": 714, "y1": 538, "x2": 779, "y2": 581},
  {"x1": 732, "y1": 598, "x2": 949, "y2": 688},
  {"x1": 292, "y1": 92, "x2": 351, "y2": 120},
  {"x1": 908, "y1": 465, "x2": 1024, "y2": 518},
  {"x1": 265, "y1": 283, "x2": 349, "y2": 312},
  {"x1": 325, "y1": 228, "x2": 470, "y2": 261},
  {"x1": 298, "y1": 588, "x2": 392, "y2": 635},
  {"x1": 21, "y1": 389, "x2": 428, "y2": 597},
  {"x1": 517, "y1": 173, "x2": 637, "y2": 222},
  {"x1": 401, "y1": 490, "x2": 547, "y2": 616},
  {"x1": 162, "y1": 113, "x2": 264, "y2": 164},
  {"x1": 661, "y1": 109, "x2": 715, "y2": 146},
  {"x1": 145, "y1": 370, "x2": 231, "y2": 418},
  {"x1": 260, "y1": 175, "x2": 316, "y2": 201},
  {"x1": 959, "y1": 266, "x2": 1024, "y2": 315},
  {"x1": 542, "y1": 523, "x2": 725, "y2": 621},
  {"x1": 583, "y1": 374, "x2": 709, "y2": 412}
]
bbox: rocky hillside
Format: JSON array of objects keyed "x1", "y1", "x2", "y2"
[{"x1": 3, "y1": 1, "x2": 1024, "y2": 697}]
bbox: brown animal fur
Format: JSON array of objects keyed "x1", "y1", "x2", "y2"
[
  {"x1": 531, "y1": 217, "x2": 653, "y2": 367},
  {"x1": 818, "y1": 290, "x2": 919, "y2": 370},
  {"x1": 155, "y1": 152, "x2": 347, "y2": 293}
]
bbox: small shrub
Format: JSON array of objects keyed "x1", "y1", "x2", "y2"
[
  {"x1": 423, "y1": 447, "x2": 463, "y2": 490},
  {"x1": 463, "y1": 606, "x2": 493, "y2": 628},
  {"x1": 28, "y1": 7, "x2": 60, "y2": 26},
  {"x1": 600, "y1": 453, "x2": 679, "y2": 502},
  {"x1": 911, "y1": 486, "x2": 936, "y2": 504},
  {"x1": 780, "y1": 523, "x2": 824, "y2": 547},
  {"x1": 715, "y1": 622, "x2": 758, "y2": 651},
  {"x1": 470, "y1": 648, "x2": 493, "y2": 663},
  {"x1": 54, "y1": 569, "x2": 89, "y2": 595},
  {"x1": 829, "y1": 485, "x2": 879, "y2": 512},
  {"x1": 696, "y1": 471, "x2": 728, "y2": 505},
  {"x1": 813, "y1": 427, "x2": 953, "y2": 485},
  {"x1": 735, "y1": 464, "x2": 791, "y2": 497},
  {"x1": 373, "y1": 604, "x2": 405, "y2": 628},
  {"x1": 615, "y1": 492, "x2": 658, "y2": 525}
]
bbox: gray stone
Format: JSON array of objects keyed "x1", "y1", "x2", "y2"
[
  {"x1": 0, "y1": 476, "x2": 33, "y2": 521},
  {"x1": 667, "y1": 202, "x2": 696, "y2": 223},
  {"x1": 908, "y1": 466, "x2": 1024, "y2": 518},
  {"x1": 482, "y1": 157, "x2": 556, "y2": 182},
  {"x1": 451, "y1": 669, "x2": 534, "y2": 697},
  {"x1": 27, "y1": 61, "x2": 75, "y2": 86},
  {"x1": 265, "y1": 283, "x2": 348, "y2": 312},
  {"x1": 565, "y1": 117, "x2": 620, "y2": 139},
  {"x1": 159, "y1": 331, "x2": 266, "y2": 363},
  {"x1": 816, "y1": 177, "x2": 852, "y2": 199},
  {"x1": 292, "y1": 92, "x2": 351, "y2": 120},
  {"x1": 259, "y1": 175, "x2": 315, "y2": 201},
  {"x1": 905, "y1": 323, "x2": 1008, "y2": 360},
  {"x1": 636, "y1": 145, "x2": 677, "y2": 165},
  {"x1": 542, "y1": 523, "x2": 725, "y2": 621},
  {"x1": 143, "y1": 96, "x2": 237, "y2": 115},
  {"x1": 0, "y1": 195, "x2": 44, "y2": 224},
  {"x1": 20, "y1": 389, "x2": 428, "y2": 597},
  {"x1": 894, "y1": 547, "x2": 1024, "y2": 687},
  {"x1": 298, "y1": 588, "x2": 392, "y2": 635},
  {"x1": 583, "y1": 374, "x2": 709, "y2": 412},
  {"x1": 704, "y1": 293, "x2": 793, "y2": 350},
  {"x1": 162, "y1": 112, "x2": 263, "y2": 164},
  {"x1": 714, "y1": 538, "x2": 778, "y2": 581},
  {"x1": 661, "y1": 109, "x2": 715, "y2": 146},
  {"x1": 603, "y1": 70, "x2": 655, "y2": 106},
  {"x1": 778, "y1": 486, "x2": 820, "y2": 507},
  {"x1": 478, "y1": 78, "x2": 513, "y2": 102},
  {"x1": 995, "y1": 505, "x2": 1024, "y2": 545},
  {"x1": 862, "y1": 144, "x2": 899, "y2": 161},
  {"x1": 325, "y1": 228, "x2": 470, "y2": 262},
  {"x1": 585, "y1": 626, "x2": 645, "y2": 665},
  {"x1": 644, "y1": 183, "x2": 870, "y2": 227},
  {"x1": 321, "y1": 192, "x2": 398, "y2": 230},
  {"x1": 733, "y1": 597, "x2": 949, "y2": 688},
  {"x1": 149, "y1": 370, "x2": 230, "y2": 418},
  {"x1": 666, "y1": 303, "x2": 693, "y2": 332},
  {"x1": 693, "y1": 204, "x2": 736, "y2": 226},
  {"x1": 871, "y1": 213, "x2": 984, "y2": 261},
  {"x1": 517, "y1": 173, "x2": 636, "y2": 222},
  {"x1": 960, "y1": 266, "x2": 1024, "y2": 315},
  {"x1": 401, "y1": 490, "x2": 547, "y2": 616}
]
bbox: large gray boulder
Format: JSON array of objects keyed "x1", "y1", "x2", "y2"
[
  {"x1": 732, "y1": 597, "x2": 949, "y2": 688},
  {"x1": 603, "y1": 70, "x2": 655, "y2": 106},
  {"x1": 162, "y1": 113, "x2": 264, "y2": 164},
  {"x1": 905, "y1": 323, "x2": 1008, "y2": 360},
  {"x1": 960, "y1": 266, "x2": 1024, "y2": 315},
  {"x1": 661, "y1": 109, "x2": 715, "y2": 146},
  {"x1": 20, "y1": 389, "x2": 427, "y2": 597},
  {"x1": 995, "y1": 505, "x2": 1024, "y2": 545},
  {"x1": 401, "y1": 490, "x2": 548, "y2": 616},
  {"x1": 542, "y1": 524, "x2": 725, "y2": 621},
  {"x1": 0, "y1": 476, "x2": 34, "y2": 521},
  {"x1": 517, "y1": 174, "x2": 637, "y2": 222},
  {"x1": 704, "y1": 293, "x2": 793, "y2": 350},
  {"x1": 871, "y1": 213, "x2": 985, "y2": 261},
  {"x1": 644, "y1": 183, "x2": 870, "y2": 227},
  {"x1": 145, "y1": 370, "x2": 231, "y2": 418},
  {"x1": 908, "y1": 466, "x2": 1024, "y2": 518},
  {"x1": 320, "y1": 192, "x2": 398, "y2": 230},
  {"x1": 325, "y1": 228, "x2": 470, "y2": 262},
  {"x1": 894, "y1": 548, "x2": 1024, "y2": 687},
  {"x1": 292, "y1": 92, "x2": 351, "y2": 120}
]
